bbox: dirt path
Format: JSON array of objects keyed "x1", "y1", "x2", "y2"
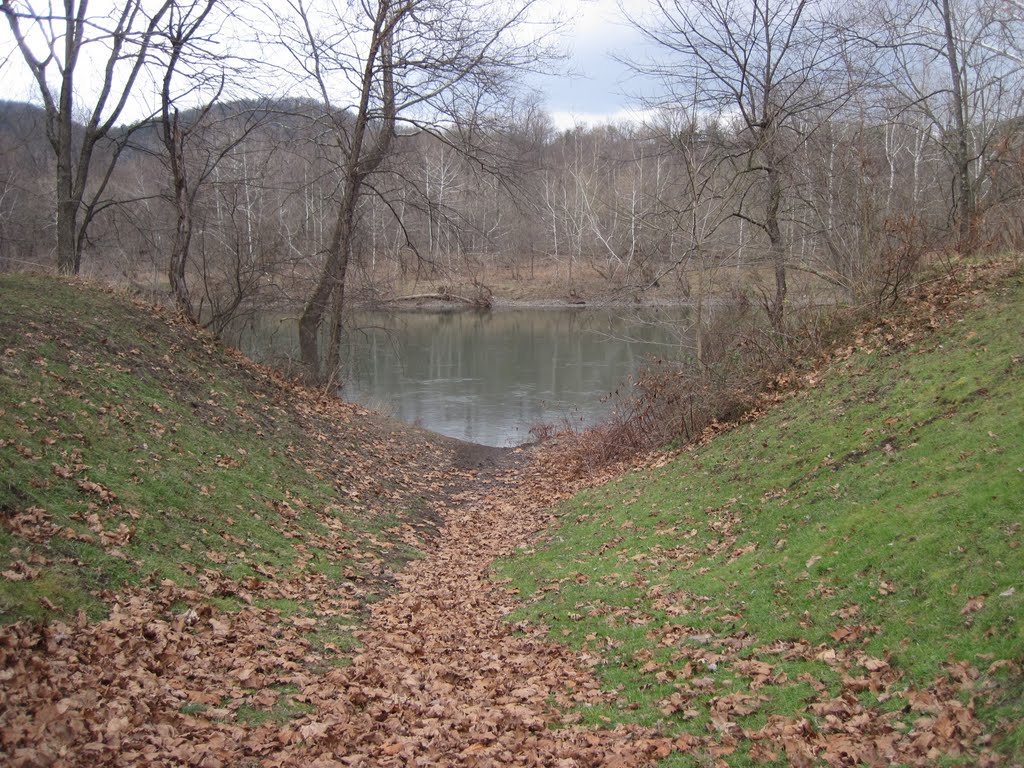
[
  {"x1": 0, "y1": 441, "x2": 676, "y2": 767},
  {"x1": 265, "y1": 447, "x2": 675, "y2": 767}
]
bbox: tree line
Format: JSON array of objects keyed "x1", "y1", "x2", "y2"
[{"x1": 1, "y1": 0, "x2": 1022, "y2": 382}]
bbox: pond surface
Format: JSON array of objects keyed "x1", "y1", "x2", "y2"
[
  {"x1": 338, "y1": 308, "x2": 691, "y2": 446},
  {"x1": 230, "y1": 307, "x2": 693, "y2": 447}
]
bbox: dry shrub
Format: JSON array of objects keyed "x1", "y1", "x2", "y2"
[
  {"x1": 553, "y1": 295, "x2": 869, "y2": 473},
  {"x1": 869, "y1": 216, "x2": 928, "y2": 311},
  {"x1": 543, "y1": 248, "x2": 1010, "y2": 474}
]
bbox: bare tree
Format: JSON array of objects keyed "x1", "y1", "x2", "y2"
[
  {"x1": 2, "y1": 0, "x2": 176, "y2": 275},
  {"x1": 658, "y1": 115, "x2": 738, "y2": 369},
  {"x1": 154, "y1": 0, "x2": 270, "y2": 322},
  {"x1": 622, "y1": 0, "x2": 856, "y2": 330},
  {"x1": 866, "y1": 0, "x2": 1024, "y2": 248},
  {"x1": 159, "y1": 0, "x2": 219, "y2": 318},
  {"x1": 265, "y1": 0, "x2": 561, "y2": 382}
]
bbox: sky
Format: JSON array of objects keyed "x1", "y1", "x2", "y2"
[
  {"x1": 540, "y1": 0, "x2": 656, "y2": 129},
  {"x1": 0, "y1": 0, "x2": 659, "y2": 130}
]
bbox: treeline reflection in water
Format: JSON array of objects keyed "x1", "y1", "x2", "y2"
[{"x1": 230, "y1": 306, "x2": 694, "y2": 447}]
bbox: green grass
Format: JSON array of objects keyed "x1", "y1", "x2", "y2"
[
  {"x1": 0, "y1": 275, "x2": 444, "y2": 626},
  {"x1": 234, "y1": 685, "x2": 317, "y2": 726},
  {"x1": 498, "y1": 271, "x2": 1024, "y2": 764}
]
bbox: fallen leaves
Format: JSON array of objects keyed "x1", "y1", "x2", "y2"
[
  {"x1": 961, "y1": 595, "x2": 986, "y2": 615},
  {"x1": 733, "y1": 659, "x2": 777, "y2": 689},
  {"x1": 0, "y1": 442, "x2": 684, "y2": 767},
  {"x1": 1, "y1": 561, "x2": 41, "y2": 582},
  {"x1": 76, "y1": 478, "x2": 117, "y2": 503},
  {"x1": 2, "y1": 506, "x2": 63, "y2": 543},
  {"x1": 0, "y1": 584, "x2": 310, "y2": 767}
]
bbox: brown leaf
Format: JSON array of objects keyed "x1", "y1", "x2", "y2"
[
  {"x1": 961, "y1": 595, "x2": 986, "y2": 615},
  {"x1": 299, "y1": 722, "x2": 329, "y2": 742},
  {"x1": 76, "y1": 479, "x2": 117, "y2": 503}
]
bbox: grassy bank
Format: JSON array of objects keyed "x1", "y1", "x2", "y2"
[
  {"x1": 498, "y1": 265, "x2": 1024, "y2": 765},
  {"x1": 0, "y1": 275, "x2": 457, "y2": 624}
]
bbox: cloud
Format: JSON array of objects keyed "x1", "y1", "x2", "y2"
[
  {"x1": 548, "y1": 106, "x2": 660, "y2": 131},
  {"x1": 534, "y1": 0, "x2": 661, "y2": 117},
  {"x1": 565, "y1": 0, "x2": 647, "y2": 55}
]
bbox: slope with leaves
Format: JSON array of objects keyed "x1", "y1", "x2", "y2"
[
  {"x1": 498, "y1": 264, "x2": 1024, "y2": 766},
  {"x1": 0, "y1": 274, "x2": 464, "y2": 763},
  {"x1": 0, "y1": 274, "x2": 694, "y2": 766}
]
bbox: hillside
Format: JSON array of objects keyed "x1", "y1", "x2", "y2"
[
  {"x1": 497, "y1": 264, "x2": 1024, "y2": 765},
  {"x1": 0, "y1": 275, "x2": 472, "y2": 622},
  {"x1": 0, "y1": 275, "x2": 493, "y2": 761}
]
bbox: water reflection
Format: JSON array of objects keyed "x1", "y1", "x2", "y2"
[{"x1": 339, "y1": 308, "x2": 691, "y2": 447}]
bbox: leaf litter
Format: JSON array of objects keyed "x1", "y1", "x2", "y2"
[
  {"x1": 1, "y1": 445, "x2": 678, "y2": 766},
  {"x1": 3, "y1": 265, "x2": 1022, "y2": 766}
]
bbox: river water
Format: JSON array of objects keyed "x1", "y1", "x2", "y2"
[{"x1": 231, "y1": 307, "x2": 692, "y2": 447}]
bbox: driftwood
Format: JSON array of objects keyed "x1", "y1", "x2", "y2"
[
  {"x1": 386, "y1": 291, "x2": 493, "y2": 309},
  {"x1": 389, "y1": 292, "x2": 477, "y2": 304}
]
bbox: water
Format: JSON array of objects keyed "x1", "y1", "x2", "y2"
[
  {"x1": 228, "y1": 306, "x2": 692, "y2": 447},
  {"x1": 338, "y1": 307, "x2": 691, "y2": 447}
]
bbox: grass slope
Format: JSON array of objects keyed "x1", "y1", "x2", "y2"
[
  {"x1": 498, "y1": 268, "x2": 1024, "y2": 765},
  {"x1": 0, "y1": 274, "x2": 452, "y2": 626}
]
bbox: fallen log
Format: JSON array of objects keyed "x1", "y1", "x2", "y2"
[
  {"x1": 389, "y1": 292, "x2": 476, "y2": 304},
  {"x1": 386, "y1": 291, "x2": 494, "y2": 309}
]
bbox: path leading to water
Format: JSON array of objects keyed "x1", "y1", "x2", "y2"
[
  {"x1": 2, "y1": 426, "x2": 1002, "y2": 768},
  {"x1": 265, "y1": 448, "x2": 677, "y2": 766},
  {"x1": 1, "y1": 443, "x2": 679, "y2": 767}
]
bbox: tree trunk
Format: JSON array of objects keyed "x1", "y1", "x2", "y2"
[
  {"x1": 299, "y1": 184, "x2": 357, "y2": 382},
  {"x1": 765, "y1": 165, "x2": 787, "y2": 332},
  {"x1": 166, "y1": 114, "x2": 196, "y2": 322},
  {"x1": 55, "y1": 186, "x2": 79, "y2": 276},
  {"x1": 169, "y1": 198, "x2": 195, "y2": 320},
  {"x1": 325, "y1": 260, "x2": 349, "y2": 380},
  {"x1": 298, "y1": 268, "x2": 335, "y2": 384},
  {"x1": 941, "y1": 0, "x2": 974, "y2": 250},
  {"x1": 695, "y1": 273, "x2": 705, "y2": 372},
  {"x1": 55, "y1": 38, "x2": 78, "y2": 277}
]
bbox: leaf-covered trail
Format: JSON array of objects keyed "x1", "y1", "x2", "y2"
[
  {"x1": 0, "y1": 442, "x2": 673, "y2": 767},
  {"x1": 267, "y1": 448, "x2": 676, "y2": 766},
  {"x1": 0, "y1": 270, "x2": 674, "y2": 766}
]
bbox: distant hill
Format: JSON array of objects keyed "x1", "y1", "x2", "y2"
[
  {"x1": 0, "y1": 100, "x2": 56, "y2": 167},
  {"x1": 0, "y1": 96, "x2": 349, "y2": 161}
]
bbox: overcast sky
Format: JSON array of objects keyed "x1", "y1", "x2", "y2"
[
  {"x1": 540, "y1": 0, "x2": 655, "y2": 129},
  {"x1": 0, "y1": 0, "x2": 658, "y2": 130}
]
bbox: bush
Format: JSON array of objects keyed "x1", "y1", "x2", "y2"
[{"x1": 551, "y1": 295, "x2": 873, "y2": 472}]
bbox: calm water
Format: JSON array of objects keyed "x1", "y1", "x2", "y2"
[
  {"x1": 338, "y1": 308, "x2": 690, "y2": 446},
  {"x1": 230, "y1": 307, "x2": 692, "y2": 447}
]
